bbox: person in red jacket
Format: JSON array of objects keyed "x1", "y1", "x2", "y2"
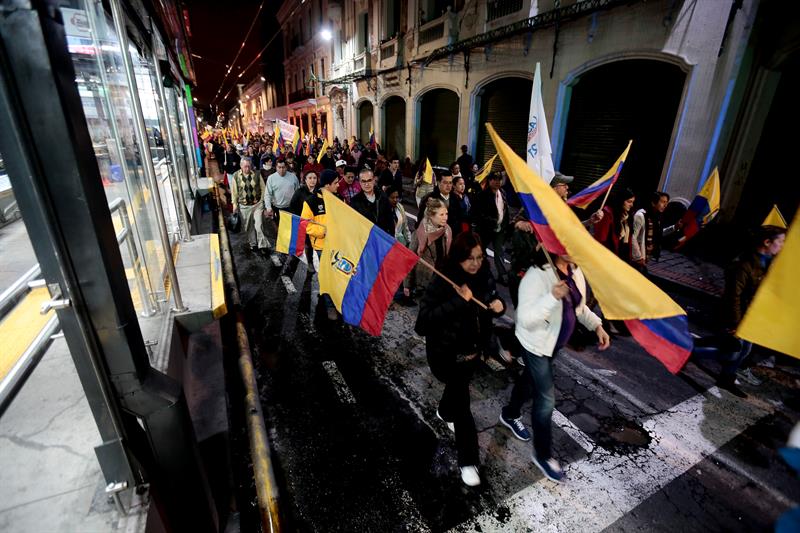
[{"x1": 593, "y1": 188, "x2": 636, "y2": 261}]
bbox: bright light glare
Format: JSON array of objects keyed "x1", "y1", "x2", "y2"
[{"x1": 320, "y1": 29, "x2": 332, "y2": 41}]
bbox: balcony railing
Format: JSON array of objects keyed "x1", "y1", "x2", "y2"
[
  {"x1": 419, "y1": 20, "x2": 445, "y2": 45},
  {"x1": 288, "y1": 88, "x2": 314, "y2": 103},
  {"x1": 380, "y1": 39, "x2": 396, "y2": 60},
  {"x1": 353, "y1": 51, "x2": 370, "y2": 71},
  {"x1": 487, "y1": 0, "x2": 524, "y2": 22}
]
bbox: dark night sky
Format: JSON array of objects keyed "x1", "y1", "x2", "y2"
[{"x1": 183, "y1": 0, "x2": 284, "y2": 120}]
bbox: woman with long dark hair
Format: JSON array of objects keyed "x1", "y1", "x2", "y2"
[
  {"x1": 415, "y1": 232, "x2": 506, "y2": 487},
  {"x1": 593, "y1": 188, "x2": 636, "y2": 260}
]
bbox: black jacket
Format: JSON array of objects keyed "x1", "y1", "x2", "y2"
[
  {"x1": 421, "y1": 188, "x2": 463, "y2": 236},
  {"x1": 475, "y1": 186, "x2": 510, "y2": 237},
  {"x1": 351, "y1": 190, "x2": 394, "y2": 235},
  {"x1": 289, "y1": 186, "x2": 316, "y2": 216},
  {"x1": 223, "y1": 151, "x2": 241, "y2": 175},
  {"x1": 416, "y1": 261, "x2": 504, "y2": 356}
]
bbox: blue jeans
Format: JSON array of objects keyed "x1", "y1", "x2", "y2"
[
  {"x1": 692, "y1": 339, "x2": 752, "y2": 379},
  {"x1": 502, "y1": 347, "x2": 555, "y2": 460}
]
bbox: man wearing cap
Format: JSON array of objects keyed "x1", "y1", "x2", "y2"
[
  {"x1": 302, "y1": 169, "x2": 341, "y2": 320},
  {"x1": 551, "y1": 171, "x2": 604, "y2": 226},
  {"x1": 335, "y1": 159, "x2": 347, "y2": 180},
  {"x1": 337, "y1": 166, "x2": 361, "y2": 205},
  {"x1": 264, "y1": 158, "x2": 299, "y2": 235}
]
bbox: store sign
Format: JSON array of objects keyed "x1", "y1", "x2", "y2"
[{"x1": 62, "y1": 8, "x2": 92, "y2": 39}]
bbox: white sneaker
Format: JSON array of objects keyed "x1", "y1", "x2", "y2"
[
  {"x1": 460, "y1": 465, "x2": 481, "y2": 486},
  {"x1": 737, "y1": 368, "x2": 762, "y2": 386}
]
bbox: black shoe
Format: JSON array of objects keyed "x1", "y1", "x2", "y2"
[
  {"x1": 250, "y1": 244, "x2": 258, "y2": 252},
  {"x1": 716, "y1": 377, "x2": 747, "y2": 398}
]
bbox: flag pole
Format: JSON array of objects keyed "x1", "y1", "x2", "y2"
[
  {"x1": 598, "y1": 179, "x2": 615, "y2": 211},
  {"x1": 416, "y1": 257, "x2": 489, "y2": 310}
]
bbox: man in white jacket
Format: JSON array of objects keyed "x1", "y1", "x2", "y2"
[{"x1": 499, "y1": 253, "x2": 610, "y2": 482}]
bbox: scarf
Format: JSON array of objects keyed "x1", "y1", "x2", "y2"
[
  {"x1": 415, "y1": 217, "x2": 451, "y2": 257},
  {"x1": 619, "y1": 211, "x2": 630, "y2": 244}
]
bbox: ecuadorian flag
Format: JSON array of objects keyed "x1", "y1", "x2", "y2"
[
  {"x1": 319, "y1": 190, "x2": 419, "y2": 335},
  {"x1": 369, "y1": 127, "x2": 376, "y2": 150},
  {"x1": 676, "y1": 167, "x2": 720, "y2": 248},
  {"x1": 567, "y1": 141, "x2": 632, "y2": 209},
  {"x1": 276, "y1": 211, "x2": 309, "y2": 257},
  {"x1": 487, "y1": 124, "x2": 692, "y2": 373}
]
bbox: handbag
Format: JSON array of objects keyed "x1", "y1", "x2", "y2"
[{"x1": 226, "y1": 212, "x2": 241, "y2": 233}]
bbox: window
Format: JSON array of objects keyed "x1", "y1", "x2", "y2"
[
  {"x1": 358, "y1": 12, "x2": 369, "y2": 52},
  {"x1": 385, "y1": 0, "x2": 400, "y2": 38},
  {"x1": 321, "y1": 58, "x2": 325, "y2": 78}
]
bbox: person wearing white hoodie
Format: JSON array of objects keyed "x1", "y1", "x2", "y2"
[{"x1": 499, "y1": 251, "x2": 610, "y2": 482}]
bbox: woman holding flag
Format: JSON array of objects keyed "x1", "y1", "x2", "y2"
[
  {"x1": 593, "y1": 188, "x2": 636, "y2": 261},
  {"x1": 499, "y1": 250, "x2": 610, "y2": 482},
  {"x1": 416, "y1": 232, "x2": 506, "y2": 487}
]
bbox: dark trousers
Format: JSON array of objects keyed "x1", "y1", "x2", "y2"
[
  {"x1": 426, "y1": 346, "x2": 479, "y2": 466},
  {"x1": 502, "y1": 347, "x2": 556, "y2": 460},
  {"x1": 481, "y1": 229, "x2": 508, "y2": 279}
]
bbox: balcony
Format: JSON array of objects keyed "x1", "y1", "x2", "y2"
[
  {"x1": 379, "y1": 38, "x2": 399, "y2": 69},
  {"x1": 487, "y1": 0, "x2": 524, "y2": 22},
  {"x1": 288, "y1": 88, "x2": 314, "y2": 103},
  {"x1": 353, "y1": 50, "x2": 371, "y2": 72},
  {"x1": 414, "y1": 8, "x2": 459, "y2": 57}
]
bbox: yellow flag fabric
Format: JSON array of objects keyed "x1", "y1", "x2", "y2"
[
  {"x1": 487, "y1": 123, "x2": 685, "y2": 320},
  {"x1": 762, "y1": 205, "x2": 787, "y2": 229},
  {"x1": 422, "y1": 158, "x2": 433, "y2": 184},
  {"x1": 317, "y1": 138, "x2": 330, "y2": 163},
  {"x1": 272, "y1": 123, "x2": 280, "y2": 152},
  {"x1": 737, "y1": 212, "x2": 799, "y2": 359},
  {"x1": 474, "y1": 154, "x2": 499, "y2": 184}
]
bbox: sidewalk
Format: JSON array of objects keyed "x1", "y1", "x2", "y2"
[{"x1": 647, "y1": 251, "x2": 725, "y2": 297}]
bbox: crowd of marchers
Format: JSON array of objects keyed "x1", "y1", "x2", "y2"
[{"x1": 201, "y1": 130, "x2": 786, "y2": 488}]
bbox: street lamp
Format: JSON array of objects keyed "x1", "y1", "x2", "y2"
[{"x1": 320, "y1": 28, "x2": 332, "y2": 41}]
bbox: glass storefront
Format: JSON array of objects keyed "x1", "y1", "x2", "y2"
[{"x1": 59, "y1": 1, "x2": 196, "y2": 324}]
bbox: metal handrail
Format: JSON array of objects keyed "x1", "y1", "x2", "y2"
[
  {"x1": 0, "y1": 264, "x2": 41, "y2": 317},
  {"x1": 109, "y1": 197, "x2": 158, "y2": 317}
]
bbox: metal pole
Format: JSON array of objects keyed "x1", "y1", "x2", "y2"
[
  {"x1": 108, "y1": 0, "x2": 186, "y2": 312},
  {"x1": 149, "y1": 29, "x2": 191, "y2": 243},
  {"x1": 116, "y1": 200, "x2": 158, "y2": 316},
  {"x1": 215, "y1": 185, "x2": 282, "y2": 532}
]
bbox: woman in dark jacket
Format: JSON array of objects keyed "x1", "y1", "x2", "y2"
[
  {"x1": 415, "y1": 232, "x2": 505, "y2": 487},
  {"x1": 287, "y1": 169, "x2": 318, "y2": 271}
]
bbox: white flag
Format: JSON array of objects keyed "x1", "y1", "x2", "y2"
[{"x1": 527, "y1": 62, "x2": 555, "y2": 183}]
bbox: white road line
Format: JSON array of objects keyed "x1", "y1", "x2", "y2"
[
  {"x1": 280, "y1": 275, "x2": 296, "y2": 294},
  {"x1": 454, "y1": 391, "x2": 771, "y2": 532},
  {"x1": 270, "y1": 254, "x2": 282, "y2": 267},
  {"x1": 552, "y1": 409, "x2": 594, "y2": 453},
  {"x1": 557, "y1": 354, "x2": 658, "y2": 415},
  {"x1": 321, "y1": 361, "x2": 357, "y2": 404}
]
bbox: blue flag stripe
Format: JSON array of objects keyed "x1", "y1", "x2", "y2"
[{"x1": 340, "y1": 227, "x2": 394, "y2": 326}]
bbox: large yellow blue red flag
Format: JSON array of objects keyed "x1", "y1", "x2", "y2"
[
  {"x1": 676, "y1": 167, "x2": 720, "y2": 248},
  {"x1": 567, "y1": 141, "x2": 632, "y2": 209},
  {"x1": 487, "y1": 123, "x2": 692, "y2": 373},
  {"x1": 737, "y1": 211, "x2": 799, "y2": 359},
  {"x1": 319, "y1": 190, "x2": 419, "y2": 335},
  {"x1": 762, "y1": 204, "x2": 787, "y2": 228}
]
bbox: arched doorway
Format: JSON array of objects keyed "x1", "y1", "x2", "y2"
[
  {"x1": 559, "y1": 59, "x2": 685, "y2": 201},
  {"x1": 357, "y1": 101, "x2": 373, "y2": 144},
  {"x1": 382, "y1": 96, "x2": 406, "y2": 158},
  {"x1": 475, "y1": 76, "x2": 533, "y2": 168},
  {"x1": 418, "y1": 88, "x2": 459, "y2": 166}
]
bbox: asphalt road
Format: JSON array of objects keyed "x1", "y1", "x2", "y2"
[{"x1": 228, "y1": 195, "x2": 800, "y2": 533}]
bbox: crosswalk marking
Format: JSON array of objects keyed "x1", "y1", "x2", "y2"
[
  {"x1": 322, "y1": 361, "x2": 356, "y2": 404},
  {"x1": 455, "y1": 391, "x2": 772, "y2": 532}
]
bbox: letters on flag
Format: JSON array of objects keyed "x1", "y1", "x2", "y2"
[
  {"x1": 567, "y1": 141, "x2": 632, "y2": 209},
  {"x1": 276, "y1": 211, "x2": 310, "y2": 257},
  {"x1": 487, "y1": 123, "x2": 693, "y2": 373},
  {"x1": 762, "y1": 204, "x2": 787, "y2": 229},
  {"x1": 676, "y1": 167, "x2": 721, "y2": 248},
  {"x1": 738, "y1": 211, "x2": 798, "y2": 359},
  {"x1": 527, "y1": 62, "x2": 555, "y2": 183},
  {"x1": 319, "y1": 190, "x2": 419, "y2": 335}
]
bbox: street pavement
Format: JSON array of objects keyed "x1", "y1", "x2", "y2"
[{"x1": 229, "y1": 195, "x2": 800, "y2": 532}]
